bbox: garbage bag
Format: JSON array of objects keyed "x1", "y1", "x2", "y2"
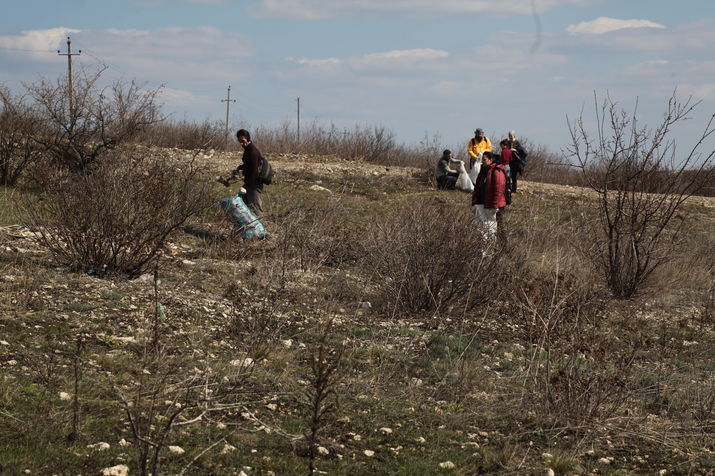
[
  {"x1": 455, "y1": 160, "x2": 474, "y2": 193},
  {"x1": 219, "y1": 193, "x2": 267, "y2": 240},
  {"x1": 469, "y1": 159, "x2": 481, "y2": 186}
]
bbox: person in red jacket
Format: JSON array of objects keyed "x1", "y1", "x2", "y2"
[{"x1": 471, "y1": 151, "x2": 507, "y2": 242}]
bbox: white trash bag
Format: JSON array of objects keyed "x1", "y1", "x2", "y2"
[
  {"x1": 454, "y1": 160, "x2": 474, "y2": 193},
  {"x1": 469, "y1": 152, "x2": 482, "y2": 185}
]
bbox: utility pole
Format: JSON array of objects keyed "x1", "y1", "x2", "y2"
[
  {"x1": 296, "y1": 97, "x2": 301, "y2": 143},
  {"x1": 57, "y1": 36, "x2": 81, "y2": 124},
  {"x1": 221, "y1": 85, "x2": 236, "y2": 149}
]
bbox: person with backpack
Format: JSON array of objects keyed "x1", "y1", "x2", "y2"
[
  {"x1": 231, "y1": 129, "x2": 265, "y2": 216},
  {"x1": 507, "y1": 130, "x2": 528, "y2": 194},
  {"x1": 467, "y1": 128, "x2": 492, "y2": 170},
  {"x1": 471, "y1": 151, "x2": 508, "y2": 243}
]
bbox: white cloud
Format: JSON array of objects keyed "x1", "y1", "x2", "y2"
[
  {"x1": 288, "y1": 48, "x2": 449, "y2": 76},
  {"x1": 51, "y1": 27, "x2": 257, "y2": 87},
  {"x1": 679, "y1": 83, "x2": 715, "y2": 101},
  {"x1": 351, "y1": 48, "x2": 449, "y2": 69},
  {"x1": 566, "y1": 17, "x2": 665, "y2": 35},
  {"x1": 159, "y1": 86, "x2": 212, "y2": 106},
  {"x1": 0, "y1": 27, "x2": 81, "y2": 59},
  {"x1": 288, "y1": 57, "x2": 342, "y2": 67},
  {"x1": 255, "y1": 0, "x2": 588, "y2": 20}
]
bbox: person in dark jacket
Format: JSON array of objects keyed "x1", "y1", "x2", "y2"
[
  {"x1": 232, "y1": 129, "x2": 264, "y2": 216},
  {"x1": 471, "y1": 151, "x2": 507, "y2": 241},
  {"x1": 435, "y1": 149, "x2": 459, "y2": 190},
  {"x1": 507, "y1": 130, "x2": 528, "y2": 194}
]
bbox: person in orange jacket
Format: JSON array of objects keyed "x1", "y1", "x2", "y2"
[{"x1": 467, "y1": 128, "x2": 492, "y2": 169}]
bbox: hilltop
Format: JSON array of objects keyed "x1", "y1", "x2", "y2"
[{"x1": 1, "y1": 151, "x2": 714, "y2": 475}]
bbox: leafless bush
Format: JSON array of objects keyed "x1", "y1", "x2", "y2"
[
  {"x1": 25, "y1": 66, "x2": 162, "y2": 171},
  {"x1": 513, "y1": 259, "x2": 638, "y2": 425},
  {"x1": 248, "y1": 121, "x2": 447, "y2": 167},
  {"x1": 0, "y1": 87, "x2": 45, "y2": 186},
  {"x1": 137, "y1": 119, "x2": 226, "y2": 150},
  {"x1": 567, "y1": 92, "x2": 715, "y2": 298},
  {"x1": 363, "y1": 198, "x2": 503, "y2": 313},
  {"x1": 24, "y1": 148, "x2": 212, "y2": 277}
]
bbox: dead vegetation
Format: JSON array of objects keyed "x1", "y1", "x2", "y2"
[{"x1": 1, "y1": 147, "x2": 713, "y2": 474}]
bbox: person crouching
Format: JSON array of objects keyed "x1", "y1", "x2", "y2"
[
  {"x1": 471, "y1": 151, "x2": 508, "y2": 243},
  {"x1": 435, "y1": 149, "x2": 459, "y2": 190}
]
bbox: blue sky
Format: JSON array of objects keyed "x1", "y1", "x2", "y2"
[{"x1": 1, "y1": 0, "x2": 714, "y2": 157}]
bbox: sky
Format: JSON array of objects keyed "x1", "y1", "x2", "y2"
[{"x1": 1, "y1": 0, "x2": 714, "y2": 158}]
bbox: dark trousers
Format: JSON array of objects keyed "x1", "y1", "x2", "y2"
[
  {"x1": 244, "y1": 182, "x2": 264, "y2": 217},
  {"x1": 510, "y1": 167, "x2": 519, "y2": 192},
  {"x1": 437, "y1": 173, "x2": 458, "y2": 190}
]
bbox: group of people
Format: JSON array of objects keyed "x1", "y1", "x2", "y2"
[
  {"x1": 436, "y1": 128, "x2": 529, "y2": 240},
  {"x1": 223, "y1": 126, "x2": 527, "y2": 244}
]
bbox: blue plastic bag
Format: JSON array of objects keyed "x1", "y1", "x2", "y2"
[{"x1": 219, "y1": 193, "x2": 267, "y2": 240}]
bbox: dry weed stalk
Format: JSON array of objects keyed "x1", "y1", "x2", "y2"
[{"x1": 300, "y1": 318, "x2": 345, "y2": 476}]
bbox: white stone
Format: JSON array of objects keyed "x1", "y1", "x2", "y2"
[
  {"x1": 59, "y1": 392, "x2": 72, "y2": 401},
  {"x1": 439, "y1": 461, "x2": 456, "y2": 469},
  {"x1": 230, "y1": 358, "x2": 254, "y2": 367},
  {"x1": 363, "y1": 449, "x2": 375, "y2": 457},
  {"x1": 318, "y1": 446, "x2": 329, "y2": 455},
  {"x1": 169, "y1": 445, "x2": 185, "y2": 455},
  {"x1": 87, "y1": 442, "x2": 110, "y2": 451},
  {"x1": 221, "y1": 444, "x2": 237, "y2": 454},
  {"x1": 101, "y1": 465, "x2": 129, "y2": 476}
]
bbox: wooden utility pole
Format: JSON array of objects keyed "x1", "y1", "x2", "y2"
[
  {"x1": 221, "y1": 85, "x2": 236, "y2": 149},
  {"x1": 57, "y1": 36, "x2": 81, "y2": 123},
  {"x1": 296, "y1": 97, "x2": 301, "y2": 143}
]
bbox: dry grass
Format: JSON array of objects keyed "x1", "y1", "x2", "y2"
[{"x1": 0, "y1": 149, "x2": 713, "y2": 475}]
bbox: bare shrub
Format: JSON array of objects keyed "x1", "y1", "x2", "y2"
[
  {"x1": 24, "y1": 148, "x2": 212, "y2": 277},
  {"x1": 567, "y1": 92, "x2": 715, "y2": 298},
  {"x1": 25, "y1": 66, "x2": 162, "y2": 171},
  {"x1": 137, "y1": 119, "x2": 225, "y2": 150},
  {"x1": 0, "y1": 87, "x2": 45, "y2": 186},
  {"x1": 513, "y1": 261, "x2": 639, "y2": 425},
  {"x1": 363, "y1": 198, "x2": 503, "y2": 313}
]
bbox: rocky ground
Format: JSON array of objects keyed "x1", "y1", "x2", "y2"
[{"x1": 0, "y1": 152, "x2": 714, "y2": 475}]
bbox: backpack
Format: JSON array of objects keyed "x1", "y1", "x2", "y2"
[
  {"x1": 512, "y1": 145, "x2": 528, "y2": 172},
  {"x1": 503, "y1": 168, "x2": 512, "y2": 205},
  {"x1": 259, "y1": 157, "x2": 275, "y2": 185}
]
